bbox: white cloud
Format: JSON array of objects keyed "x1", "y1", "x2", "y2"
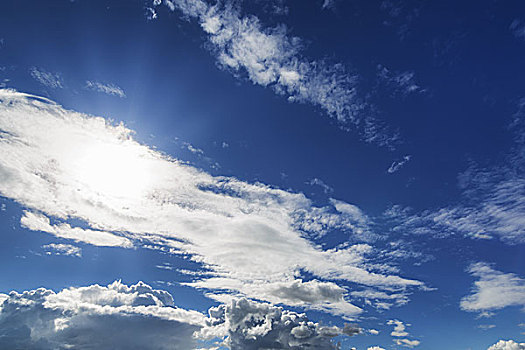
[
  {"x1": 385, "y1": 174, "x2": 525, "y2": 244},
  {"x1": 351, "y1": 289, "x2": 409, "y2": 310},
  {"x1": 487, "y1": 340, "x2": 525, "y2": 350},
  {"x1": 21, "y1": 211, "x2": 133, "y2": 247},
  {"x1": 152, "y1": 0, "x2": 399, "y2": 146},
  {"x1": 387, "y1": 155, "x2": 411, "y2": 174},
  {"x1": 461, "y1": 263, "x2": 525, "y2": 313},
  {"x1": 387, "y1": 319, "x2": 420, "y2": 348},
  {"x1": 0, "y1": 281, "x2": 205, "y2": 349},
  {"x1": 42, "y1": 243, "x2": 82, "y2": 257},
  {"x1": 394, "y1": 338, "x2": 420, "y2": 347},
  {"x1": 477, "y1": 324, "x2": 496, "y2": 330},
  {"x1": 367, "y1": 347, "x2": 385, "y2": 350},
  {"x1": 29, "y1": 67, "x2": 63, "y2": 89},
  {"x1": 387, "y1": 319, "x2": 409, "y2": 337},
  {"x1": 0, "y1": 89, "x2": 423, "y2": 315},
  {"x1": 85, "y1": 81, "x2": 126, "y2": 98},
  {"x1": 0, "y1": 281, "x2": 362, "y2": 350}
]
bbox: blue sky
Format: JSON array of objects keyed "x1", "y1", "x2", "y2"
[{"x1": 0, "y1": 0, "x2": 524, "y2": 349}]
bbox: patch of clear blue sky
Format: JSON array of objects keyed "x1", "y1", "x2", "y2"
[{"x1": 0, "y1": 0, "x2": 524, "y2": 348}]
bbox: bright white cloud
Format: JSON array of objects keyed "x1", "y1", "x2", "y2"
[
  {"x1": 152, "y1": 0, "x2": 399, "y2": 146},
  {"x1": 0, "y1": 89, "x2": 423, "y2": 315},
  {"x1": 461, "y1": 263, "x2": 525, "y2": 313},
  {"x1": 21, "y1": 211, "x2": 133, "y2": 247},
  {"x1": 42, "y1": 243, "x2": 82, "y2": 257},
  {"x1": 367, "y1": 347, "x2": 385, "y2": 350},
  {"x1": 85, "y1": 81, "x2": 126, "y2": 98},
  {"x1": 29, "y1": 67, "x2": 63, "y2": 89},
  {"x1": 487, "y1": 340, "x2": 525, "y2": 350}
]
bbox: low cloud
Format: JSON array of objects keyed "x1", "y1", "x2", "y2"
[
  {"x1": 201, "y1": 297, "x2": 359, "y2": 349},
  {"x1": 487, "y1": 340, "x2": 525, "y2": 350},
  {"x1": 0, "y1": 281, "x2": 360, "y2": 350},
  {"x1": 0, "y1": 281, "x2": 204, "y2": 350}
]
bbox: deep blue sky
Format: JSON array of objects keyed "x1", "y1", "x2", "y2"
[{"x1": 0, "y1": 1, "x2": 524, "y2": 349}]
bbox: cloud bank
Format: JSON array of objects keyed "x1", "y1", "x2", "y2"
[
  {"x1": 0, "y1": 89, "x2": 423, "y2": 316},
  {"x1": 0, "y1": 280, "x2": 357, "y2": 350},
  {"x1": 0, "y1": 281, "x2": 204, "y2": 350}
]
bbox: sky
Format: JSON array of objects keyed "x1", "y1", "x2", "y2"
[{"x1": 0, "y1": 0, "x2": 524, "y2": 349}]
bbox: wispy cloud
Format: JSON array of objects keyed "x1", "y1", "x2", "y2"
[
  {"x1": 29, "y1": 67, "x2": 63, "y2": 89},
  {"x1": 42, "y1": 243, "x2": 82, "y2": 257},
  {"x1": 377, "y1": 65, "x2": 424, "y2": 96},
  {"x1": 306, "y1": 178, "x2": 334, "y2": 194},
  {"x1": 151, "y1": 0, "x2": 398, "y2": 146},
  {"x1": 0, "y1": 89, "x2": 424, "y2": 316},
  {"x1": 461, "y1": 263, "x2": 525, "y2": 314},
  {"x1": 387, "y1": 155, "x2": 411, "y2": 174},
  {"x1": 85, "y1": 81, "x2": 126, "y2": 98},
  {"x1": 385, "y1": 99, "x2": 525, "y2": 244}
]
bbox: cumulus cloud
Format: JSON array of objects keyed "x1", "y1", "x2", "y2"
[
  {"x1": 150, "y1": 0, "x2": 398, "y2": 146},
  {"x1": 85, "y1": 81, "x2": 126, "y2": 98},
  {"x1": 29, "y1": 67, "x2": 63, "y2": 89},
  {"x1": 367, "y1": 347, "x2": 385, "y2": 350},
  {"x1": 487, "y1": 340, "x2": 525, "y2": 350},
  {"x1": 460, "y1": 263, "x2": 525, "y2": 313},
  {"x1": 200, "y1": 297, "x2": 359, "y2": 349},
  {"x1": 387, "y1": 319, "x2": 420, "y2": 348},
  {"x1": 387, "y1": 319, "x2": 409, "y2": 337},
  {"x1": 0, "y1": 281, "x2": 205, "y2": 349},
  {"x1": 0, "y1": 281, "x2": 362, "y2": 350},
  {"x1": 42, "y1": 243, "x2": 82, "y2": 257},
  {"x1": 0, "y1": 89, "x2": 423, "y2": 315}
]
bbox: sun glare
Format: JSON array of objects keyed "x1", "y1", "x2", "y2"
[{"x1": 73, "y1": 141, "x2": 152, "y2": 199}]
